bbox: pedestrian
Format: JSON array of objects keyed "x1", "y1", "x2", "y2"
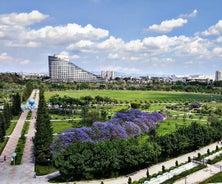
[{"x1": 4, "y1": 155, "x2": 6, "y2": 161}]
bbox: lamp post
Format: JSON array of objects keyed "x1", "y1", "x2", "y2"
[
  {"x1": 48, "y1": 158, "x2": 50, "y2": 172},
  {"x1": 11, "y1": 152, "x2": 16, "y2": 165}
]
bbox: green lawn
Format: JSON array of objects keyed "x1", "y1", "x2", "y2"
[
  {"x1": 156, "y1": 118, "x2": 207, "y2": 136},
  {"x1": 45, "y1": 90, "x2": 212, "y2": 102},
  {"x1": 149, "y1": 104, "x2": 165, "y2": 111},
  {"x1": 6, "y1": 121, "x2": 16, "y2": 135},
  {"x1": 51, "y1": 121, "x2": 74, "y2": 133}
]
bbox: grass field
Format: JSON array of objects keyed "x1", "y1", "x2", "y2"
[
  {"x1": 51, "y1": 121, "x2": 74, "y2": 133},
  {"x1": 156, "y1": 118, "x2": 207, "y2": 136},
  {"x1": 45, "y1": 90, "x2": 212, "y2": 102}
]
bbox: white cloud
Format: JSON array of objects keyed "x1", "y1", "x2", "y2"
[
  {"x1": 25, "y1": 24, "x2": 108, "y2": 44},
  {"x1": 20, "y1": 60, "x2": 30, "y2": 65},
  {"x1": 216, "y1": 36, "x2": 222, "y2": 42},
  {"x1": 0, "y1": 10, "x2": 48, "y2": 26},
  {"x1": 67, "y1": 40, "x2": 96, "y2": 53},
  {"x1": 201, "y1": 20, "x2": 222, "y2": 36},
  {"x1": 108, "y1": 53, "x2": 119, "y2": 59},
  {"x1": 98, "y1": 36, "x2": 124, "y2": 50},
  {"x1": 147, "y1": 18, "x2": 188, "y2": 33},
  {"x1": 0, "y1": 12, "x2": 109, "y2": 48},
  {"x1": 213, "y1": 47, "x2": 222, "y2": 56},
  {"x1": 125, "y1": 40, "x2": 143, "y2": 52},
  {"x1": 70, "y1": 55, "x2": 80, "y2": 59},
  {"x1": 99, "y1": 65, "x2": 140, "y2": 74},
  {"x1": 180, "y1": 9, "x2": 198, "y2": 18},
  {"x1": 0, "y1": 52, "x2": 12, "y2": 60}
]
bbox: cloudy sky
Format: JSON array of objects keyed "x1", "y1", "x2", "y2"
[{"x1": 0, "y1": 0, "x2": 222, "y2": 76}]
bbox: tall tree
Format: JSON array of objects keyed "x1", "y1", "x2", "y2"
[
  {"x1": 11, "y1": 92, "x2": 21, "y2": 116},
  {"x1": 34, "y1": 88, "x2": 53, "y2": 164},
  {"x1": 0, "y1": 113, "x2": 5, "y2": 142},
  {"x1": 3, "y1": 103, "x2": 11, "y2": 130}
]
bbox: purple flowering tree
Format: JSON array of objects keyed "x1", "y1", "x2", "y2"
[{"x1": 51, "y1": 109, "x2": 164, "y2": 155}]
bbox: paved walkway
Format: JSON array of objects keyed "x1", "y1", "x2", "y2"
[
  {"x1": 175, "y1": 154, "x2": 222, "y2": 184},
  {"x1": 0, "y1": 89, "x2": 41, "y2": 184}
]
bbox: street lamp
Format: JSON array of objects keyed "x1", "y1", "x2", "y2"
[
  {"x1": 48, "y1": 158, "x2": 50, "y2": 172},
  {"x1": 11, "y1": 152, "x2": 16, "y2": 165}
]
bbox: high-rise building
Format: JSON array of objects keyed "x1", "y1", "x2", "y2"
[
  {"x1": 215, "y1": 70, "x2": 222, "y2": 81},
  {"x1": 48, "y1": 54, "x2": 101, "y2": 82},
  {"x1": 101, "y1": 70, "x2": 115, "y2": 81}
]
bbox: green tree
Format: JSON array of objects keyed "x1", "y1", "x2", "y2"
[
  {"x1": 128, "y1": 177, "x2": 132, "y2": 184},
  {"x1": 3, "y1": 103, "x2": 11, "y2": 130},
  {"x1": 11, "y1": 92, "x2": 21, "y2": 116},
  {"x1": 34, "y1": 89, "x2": 53, "y2": 164},
  {"x1": 0, "y1": 113, "x2": 6, "y2": 142}
]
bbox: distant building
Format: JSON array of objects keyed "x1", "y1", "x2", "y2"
[
  {"x1": 215, "y1": 70, "x2": 222, "y2": 81},
  {"x1": 48, "y1": 54, "x2": 102, "y2": 82},
  {"x1": 101, "y1": 70, "x2": 115, "y2": 81},
  {"x1": 167, "y1": 74, "x2": 213, "y2": 83}
]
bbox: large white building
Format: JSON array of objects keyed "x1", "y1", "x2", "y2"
[
  {"x1": 215, "y1": 70, "x2": 222, "y2": 81},
  {"x1": 48, "y1": 54, "x2": 102, "y2": 82}
]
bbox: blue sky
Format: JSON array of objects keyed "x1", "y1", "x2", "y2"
[{"x1": 0, "y1": 0, "x2": 222, "y2": 77}]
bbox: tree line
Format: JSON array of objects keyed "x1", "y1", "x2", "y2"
[{"x1": 0, "y1": 93, "x2": 21, "y2": 142}]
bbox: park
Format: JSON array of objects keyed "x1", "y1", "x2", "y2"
[{"x1": 1, "y1": 85, "x2": 222, "y2": 183}]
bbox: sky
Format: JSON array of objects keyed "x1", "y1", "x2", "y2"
[{"x1": 0, "y1": 0, "x2": 222, "y2": 77}]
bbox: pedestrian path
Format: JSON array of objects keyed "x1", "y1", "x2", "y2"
[
  {"x1": 0, "y1": 89, "x2": 40, "y2": 184},
  {"x1": 175, "y1": 153, "x2": 222, "y2": 183}
]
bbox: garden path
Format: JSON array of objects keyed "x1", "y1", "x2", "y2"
[{"x1": 0, "y1": 89, "x2": 42, "y2": 184}]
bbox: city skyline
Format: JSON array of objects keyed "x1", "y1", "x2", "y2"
[{"x1": 0, "y1": 0, "x2": 222, "y2": 76}]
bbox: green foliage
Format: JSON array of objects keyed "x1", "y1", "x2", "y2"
[
  {"x1": 0, "y1": 137, "x2": 8, "y2": 155},
  {"x1": 81, "y1": 108, "x2": 100, "y2": 126},
  {"x1": 0, "y1": 113, "x2": 5, "y2": 142},
  {"x1": 2, "y1": 103, "x2": 12, "y2": 129},
  {"x1": 22, "y1": 81, "x2": 34, "y2": 101},
  {"x1": 34, "y1": 89, "x2": 53, "y2": 165},
  {"x1": 131, "y1": 102, "x2": 140, "y2": 109},
  {"x1": 53, "y1": 139, "x2": 161, "y2": 181},
  {"x1": 35, "y1": 164, "x2": 57, "y2": 176},
  {"x1": 156, "y1": 121, "x2": 220, "y2": 158},
  {"x1": 11, "y1": 92, "x2": 21, "y2": 116},
  {"x1": 128, "y1": 177, "x2": 132, "y2": 184},
  {"x1": 12, "y1": 134, "x2": 26, "y2": 165}
]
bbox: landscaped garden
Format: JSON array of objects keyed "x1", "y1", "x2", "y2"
[{"x1": 42, "y1": 90, "x2": 222, "y2": 182}]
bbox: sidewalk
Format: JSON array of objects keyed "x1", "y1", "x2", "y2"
[
  {"x1": 0, "y1": 89, "x2": 40, "y2": 184},
  {"x1": 175, "y1": 156, "x2": 222, "y2": 184}
]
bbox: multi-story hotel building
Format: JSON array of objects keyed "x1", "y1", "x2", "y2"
[
  {"x1": 215, "y1": 70, "x2": 222, "y2": 81},
  {"x1": 48, "y1": 54, "x2": 101, "y2": 82}
]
